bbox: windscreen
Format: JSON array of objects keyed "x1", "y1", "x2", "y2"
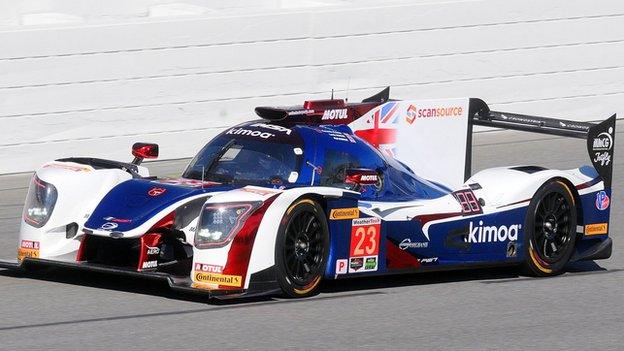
[{"x1": 182, "y1": 124, "x2": 303, "y2": 187}]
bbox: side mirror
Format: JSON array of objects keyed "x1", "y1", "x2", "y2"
[
  {"x1": 131, "y1": 142, "x2": 159, "y2": 165},
  {"x1": 345, "y1": 168, "x2": 381, "y2": 189}
]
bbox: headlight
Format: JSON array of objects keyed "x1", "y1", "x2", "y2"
[
  {"x1": 194, "y1": 202, "x2": 260, "y2": 249},
  {"x1": 23, "y1": 175, "x2": 58, "y2": 228}
]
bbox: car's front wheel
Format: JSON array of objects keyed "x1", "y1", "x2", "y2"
[
  {"x1": 275, "y1": 198, "x2": 329, "y2": 298},
  {"x1": 523, "y1": 180, "x2": 577, "y2": 276}
]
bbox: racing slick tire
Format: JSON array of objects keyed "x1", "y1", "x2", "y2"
[
  {"x1": 275, "y1": 198, "x2": 329, "y2": 298},
  {"x1": 522, "y1": 180, "x2": 577, "y2": 276}
]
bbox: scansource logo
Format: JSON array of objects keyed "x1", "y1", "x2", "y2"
[
  {"x1": 405, "y1": 105, "x2": 464, "y2": 124},
  {"x1": 466, "y1": 221, "x2": 521, "y2": 243}
]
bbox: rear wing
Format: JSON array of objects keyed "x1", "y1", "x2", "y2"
[
  {"x1": 468, "y1": 98, "x2": 616, "y2": 188},
  {"x1": 254, "y1": 88, "x2": 615, "y2": 189}
]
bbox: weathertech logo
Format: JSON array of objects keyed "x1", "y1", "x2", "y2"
[
  {"x1": 194, "y1": 272, "x2": 242, "y2": 287},
  {"x1": 466, "y1": 221, "x2": 521, "y2": 243},
  {"x1": 329, "y1": 208, "x2": 360, "y2": 220}
]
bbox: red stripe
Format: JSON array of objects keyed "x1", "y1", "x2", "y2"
[
  {"x1": 221, "y1": 196, "x2": 277, "y2": 290},
  {"x1": 386, "y1": 240, "x2": 421, "y2": 269},
  {"x1": 354, "y1": 128, "x2": 397, "y2": 148},
  {"x1": 413, "y1": 212, "x2": 461, "y2": 226},
  {"x1": 137, "y1": 233, "x2": 162, "y2": 271}
]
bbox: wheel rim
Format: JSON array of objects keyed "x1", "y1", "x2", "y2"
[
  {"x1": 283, "y1": 211, "x2": 325, "y2": 286},
  {"x1": 533, "y1": 191, "x2": 573, "y2": 263}
]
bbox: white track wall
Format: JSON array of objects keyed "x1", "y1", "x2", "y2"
[{"x1": 0, "y1": 0, "x2": 622, "y2": 174}]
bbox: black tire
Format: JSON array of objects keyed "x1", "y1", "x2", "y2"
[
  {"x1": 522, "y1": 180, "x2": 577, "y2": 276},
  {"x1": 275, "y1": 198, "x2": 329, "y2": 298}
]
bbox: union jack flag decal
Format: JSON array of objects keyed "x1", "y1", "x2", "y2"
[{"x1": 354, "y1": 102, "x2": 401, "y2": 157}]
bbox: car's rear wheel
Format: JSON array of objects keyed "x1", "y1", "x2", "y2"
[
  {"x1": 523, "y1": 180, "x2": 577, "y2": 276},
  {"x1": 275, "y1": 198, "x2": 329, "y2": 298}
]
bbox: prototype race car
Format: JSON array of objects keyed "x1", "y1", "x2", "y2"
[{"x1": 0, "y1": 88, "x2": 616, "y2": 299}]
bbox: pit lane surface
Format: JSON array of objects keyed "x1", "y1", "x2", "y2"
[{"x1": 0, "y1": 126, "x2": 623, "y2": 351}]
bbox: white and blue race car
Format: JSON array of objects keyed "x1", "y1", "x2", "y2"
[{"x1": 1, "y1": 88, "x2": 615, "y2": 299}]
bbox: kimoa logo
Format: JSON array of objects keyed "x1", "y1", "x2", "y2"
[
  {"x1": 226, "y1": 128, "x2": 274, "y2": 139},
  {"x1": 466, "y1": 221, "x2": 521, "y2": 243}
]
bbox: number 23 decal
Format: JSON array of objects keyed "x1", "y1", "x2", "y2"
[{"x1": 350, "y1": 218, "x2": 381, "y2": 257}]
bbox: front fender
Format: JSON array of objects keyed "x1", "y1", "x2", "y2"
[{"x1": 19, "y1": 161, "x2": 133, "y2": 260}]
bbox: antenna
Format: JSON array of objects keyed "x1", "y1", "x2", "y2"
[
  {"x1": 331, "y1": 89, "x2": 334, "y2": 100},
  {"x1": 345, "y1": 77, "x2": 351, "y2": 102}
]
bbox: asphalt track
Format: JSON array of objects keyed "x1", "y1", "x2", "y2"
[{"x1": 0, "y1": 125, "x2": 623, "y2": 351}]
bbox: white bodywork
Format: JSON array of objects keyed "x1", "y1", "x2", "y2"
[{"x1": 19, "y1": 161, "x2": 146, "y2": 260}]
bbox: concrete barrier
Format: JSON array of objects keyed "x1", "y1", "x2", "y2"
[{"x1": 1, "y1": 0, "x2": 623, "y2": 173}]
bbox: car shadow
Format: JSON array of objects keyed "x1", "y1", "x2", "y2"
[{"x1": 0, "y1": 260, "x2": 612, "y2": 306}]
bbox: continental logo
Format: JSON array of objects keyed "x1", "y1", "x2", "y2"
[
  {"x1": 17, "y1": 248, "x2": 39, "y2": 261},
  {"x1": 194, "y1": 272, "x2": 242, "y2": 287},
  {"x1": 329, "y1": 208, "x2": 360, "y2": 220},
  {"x1": 585, "y1": 223, "x2": 608, "y2": 236}
]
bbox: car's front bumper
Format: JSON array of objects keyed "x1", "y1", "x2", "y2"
[{"x1": 0, "y1": 258, "x2": 279, "y2": 300}]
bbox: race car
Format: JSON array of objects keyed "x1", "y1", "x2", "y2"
[{"x1": 0, "y1": 87, "x2": 615, "y2": 299}]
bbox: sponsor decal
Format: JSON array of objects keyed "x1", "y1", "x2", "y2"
[
  {"x1": 349, "y1": 257, "x2": 364, "y2": 271},
  {"x1": 17, "y1": 240, "x2": 40, "y2": 261},
  {"x1": 287, "y1": 109, "x2": 314, "y2": 116},
  {"x1": 321, "y1": 108, "x2": 348, "y2": 120},
  {"x1": 595, "y1": 191, "x2": 610, "y2": 211},
  {"x1": 501, "y1": 114, "x2": 542, "y2": 125},
  {"x1": 148, "y1": 187, "x2": 167, "y2": 197},
  {"x1": 241, "y1": 187, "x2": 281, "y2": 196},
  {"x1": 225, "y1": 127, "x2": 274, "y2": 139},
  {"x1": 585, "y1": 223, "x2": 608, "y2": 236},
  {"x1": 406, "y1": 105, "x2": 417, "y2": 124},
  {"x1": 348, "y1": 217, "x2": 381, "y2": 273},
  {"x1": 348, "y1": 255, "x2": 378, "y2": 273},
  {"x1": 103, "y1": 216, "x2": 132, "y2": 223},
  {"x1": 594, "y1": 152, "x2": 611, "y2": 166},
  {"x1": 324, "y1": 129, "x2": 356, "y2": 143},
  {"x1": 329, "y1": 208, "x2": 360, "y2": 220},
  {"x1": 194, "y1": 272, "x2": 242, "y2": 287},
  {"x1": 250, "y1": 123, "x2": 292, "y2": 135},
  {"x1": 466, "y1": 221, "x2": 521, "y2": 243},
  {"x1": 418, "y1": 257, "x2": 438, "y2": 264},
  {"x1": 194, "y1": 263, "x2": 223, "y2": 273},
  {"x1": 592, "y1": 132, "x2": 613, "y2": 152},
  {"x1": 100, "y1": 222, "x2": 118, "y2": 231},
  {"x1": 559, "y1": 121, "x2": 590, "y2": 131},
  {"x1": 410, "y1": 106, "x2": 463, "y2": 119},
  {"x1": 141, "y1": 260, "x2": 158, "y2": 269},
  {"x1": 364, "y1": 257, "x2": 377, "y2": 270},
  {"x1": 146, "y1": 246, "x2": 160, "y2": 255},
  {"x1": 157, "y1": 178, "x2": 218, "y2": 187},
  {"x1": 43, "y1": 162, "x2": 92, "y2": 172},
  {"x1": 592, "y1": 128, "x2": 614, "y2": 167},
  {"x1": 335, "y1": 259, "x2": 348, "y2": 275},
  {"x1": 399, "y1": 238, "x2": 428, "y2": 250}
]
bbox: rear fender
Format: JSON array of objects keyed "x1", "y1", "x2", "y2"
[{"x1": 466, "y1": 167, "x2": 596, "y2": 209}]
